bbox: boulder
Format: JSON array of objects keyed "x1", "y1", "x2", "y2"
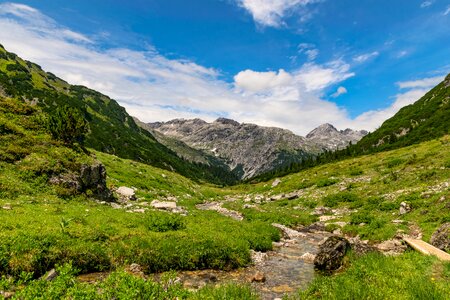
[
  {"x1": 430, "y1": 223, "x2": 450, "y2": 252},
  {"x1": 44, "y1": 269, "x2": 58, "y2": 281},
  {"x1": 249, "y1": 271, "x2": 266, "y2": 283},
  {"x1": 399, "y1": 202, "x2": 411, "y2": 215},
  {"x1": 376, "y1": 239, "x2": 407, "y2": 256},
  {"x1": 116, "y1": 186, "x2": 136, "y2": 202},
  {"x1": 272, "y1": 179, "x2": 281, "y2": 187},
  {"x1": 314, "y1": 236, "x2": 350, "y2": 271},
  {"x1": 49, "y1": 162, "x2": 113, "y2": 201},
  {"x1": 151, "y1": 200, "x2": 177, "y2": 210}
]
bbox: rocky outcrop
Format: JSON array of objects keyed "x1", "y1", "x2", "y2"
[
  {"x1": 430, "y1": 223, "x2": 450, "y2": 252},
  {"x1": 314, "y1": 236, "x2": 350, "y2": 271},
  {"x1": 144, "y1": 118, "x2": 366, "y2": 179},
  {"x1": 49, "y1": 162, "x2": 113, "y2": 201}
]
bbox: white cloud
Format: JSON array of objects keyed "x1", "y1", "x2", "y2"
[
  {"x1": 298, "y1": 43, "x2": 319, "y2": 60},
  {"x1": 331, "y1": 86, "x2": 347, "y2": 98},
  {"x1": 420, "y1": 1, "x2": 433, "y2": 8},
  {"x1": 0, "y1": 2, "x2": 441, "y2": 136},
  {"x1": 397, "y1": 75, "x2": 444, "y2": 89},
  {"x1": 353, "y1": 51, "x2": 379, "y2": 63},
  {"x1": 235, "y1": 0, "x2": 320, "y2": 27}
]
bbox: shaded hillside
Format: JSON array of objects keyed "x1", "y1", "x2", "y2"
[{"x1": 0, "y1": 45, "x2": 237, "y2": 185}]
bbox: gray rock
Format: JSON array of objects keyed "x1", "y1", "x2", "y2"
[
  {"x1": 49, "y1": 162, "x2": 113, "y2": 201},
  {"x1": 399, "y1": 202, "x2": 411, "y2": 215},
  {"x1": 44, "y1": 269, "x2": 58, "y2": 281},
  {"x1": 314, "y1": 236, "x2": 350, "y2": 271},
  {"x1": 430, "y1": 223, "x2": 450, "y2": 252},
  {"x1": 116, "y1": 186, "x2": 136, "y2": 202},
  {"x1": 272, "y1": 179, "x2": 281, "y2": 187},
  {"x1": 151, "y1": 200, "x2": 177, "y2": 210}
]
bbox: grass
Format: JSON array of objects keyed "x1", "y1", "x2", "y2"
[{"x1": 299, "y1": 251, "x2": 450, "y2": 299}]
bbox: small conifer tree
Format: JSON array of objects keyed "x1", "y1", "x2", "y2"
[{"x1": 47, "y1": 106, "x2": 88, "y2": 145}]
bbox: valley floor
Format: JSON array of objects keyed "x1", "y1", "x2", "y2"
[{"x1": 1, "y1": 136, "x2": 450, "y2": 299}]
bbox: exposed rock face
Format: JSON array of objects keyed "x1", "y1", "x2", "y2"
[
  {"x1": 49, "y1": 162, "x2": 113, "y2": 201},
  {"x1": 430, "y1": 223, "x2": 450, "y2": 252},
  {"x1": 314, "y1": 236, "x2": 350, "y2": 271},
  {"x1": 306, "y1": 123, "x2": 368, "y2": 150},
  {"x1": 145, "y1": 119, "x2": 366, "y2": 179}
]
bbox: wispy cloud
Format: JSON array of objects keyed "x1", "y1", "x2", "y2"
[
  {"x1": 353, "y1": 51, "x2": 379, "y2": 63},
  {"x1": 420, "y1": 1, "x2": 433, "y2": 8},
  {"x1": 235, "y1": 0, "x2": 321, "y2": 28},
  {"x1": 298, "y1": 43, "x2": 319, "y2": 61},
  {"x1": 397, "y1": 75, "x2": 444, "y2": 89},
  {"x1": 444, "y1": 5, "x2": 450, "y2": 16}
]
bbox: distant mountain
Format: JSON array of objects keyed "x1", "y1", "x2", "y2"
[
  {"x1": 354, "y1": 73, "x2": 450, "y2": 152},
  {"x1": 143, "y1": 118, "x2": 366, "y2": 179},
  {"x1": 306, "y1": 123, "x2": 368, "y2": 150},
  {"x1": 0, "y1": 44, "x2": 237, "y2": 185}
]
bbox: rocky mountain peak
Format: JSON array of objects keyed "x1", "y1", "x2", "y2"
[
  {"x1": 214, "y1": 117, "x2": 240, "y2": 126},
  {"x1": 306, "y1": 123, "x2": 338, "y2": 138}
]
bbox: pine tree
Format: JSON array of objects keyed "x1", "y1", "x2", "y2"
[{"x1": 46, "y1": 106, "x2": 88, "y2": 145}]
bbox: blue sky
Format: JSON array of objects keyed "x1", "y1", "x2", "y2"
[{"x1": 0, "y1": 0, "x2": 449, "y2": 134}]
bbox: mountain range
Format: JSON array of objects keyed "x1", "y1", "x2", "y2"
[{"x1": 140, "y1": 118, "x2": 367, "y2": 179}]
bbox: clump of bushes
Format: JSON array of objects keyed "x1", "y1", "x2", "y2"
[
  {"x1": 146, "y1": 212, "x2": 186, "y2": 232},
  {"x1": 322, "y1": 192, "x2": 359, "y2": 207},
  {"x1": 316, "y1": 177, "x2": 339, "y2": 187},
  {"x1": 46, "y1": 106, "x2": 88, "y2": 145}
]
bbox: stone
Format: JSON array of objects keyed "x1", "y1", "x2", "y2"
[
  {"x1": 349, "y1": 237, "x2": 377, "y2": 255},
  {"x1": 151, "y1": 200, "x2": 177, "y2": 210},
  {"x1": 272, "y1": 178, "x2": 281, "y2": 187},
  {"x1": 399, "y1": 202, "x2": 411, "y2": 215},
  {"x1": 2, "y1": 203, "x2": 11, "y2": 210},
  {"x1": 125, "y1": 263, "x2": 145, "y2": 278},
  {"x1": 311, "y1": 206, "x2": 332, "y2": 216},
  {"x1": 0, "y1": 291, "x2": 14, "y2": 299},
  {"x1": 430, "y1": 223, "x2": 450, "y2": 252},
  {"x1": 314, "y1": 236, "x2": 350, "y2": 271},
  {"x1": 300, "y1": 252, "x2": 316, "y2": 263},
  {"x1": 116, "y1": 186, "x2": 136, "y2": 202},
  {"x1": 44, "y1": 269, "x2": 58, "y2": 281},
  {"x1": 270, "y1": 194, "x2": 284, "y2": 201},
  {"x1": 376, "y1": 239, "x2": 407, "y2": 256},
  {"x1": 49, "y1": 163, "x2": 113, "y2": 201},
  {"x1": 249, "y1": 271, "x2": 266, "y2": 283},
  {"x1": 272, "y1": 284, "x2": 294, "y2": 293},
  {"x1": 319, "y1": 215, "x2": 338, "y2": 222},
  {"x1": 110, "y1": 202, "x2": 122, "y2": 209},
  {"x1": 250, "y1": 250, "x2": 268, "y2": 265},
  {"x1": 285, "y1": 192, "x2": 299, "y2": 200}
]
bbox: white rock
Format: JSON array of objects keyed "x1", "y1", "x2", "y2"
[
  {"x1": 151, "y1": 200, "x2": 177, "y2": 210},
  {"x1": 272, "y1": 179, "x2": 281, "y2": 187},
  {"x1": 116, "y1": 186, "x2": 136, "y2": 201}
]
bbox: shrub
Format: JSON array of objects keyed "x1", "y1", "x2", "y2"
[
  {"x1": 322, "y1": 192, "x2": 359, "y2": 207},
  {"x1": 46, "y1": 106, "x2": 88, "y2": 145},
  {"x1": 316, "y1": 178, "x2": 339, "y2": 187},
  {"x1": 146, "y1": 212, "x2": 186, "y2": 232}
]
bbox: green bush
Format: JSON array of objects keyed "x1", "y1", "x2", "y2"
[
  {"x1": 46, "y1": 106, "x2": 88, "y2": 145},
  {"x1": 322, "y1": 192, "x2": 359, "y2": 207},
  {"x1": 316, "y1": 178, "x2": 339, "y2": 187},
  {"x1": 146, "y1": 212, "x2": 186, "y2": 232}
]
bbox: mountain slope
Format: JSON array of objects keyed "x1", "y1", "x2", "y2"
[
  {"x1": 145, "y1": 118, "x2": 366, "y2": 179},
  {"x1": 0, "y1": 45, "x2": 237, "y2": 184},
  {"x1": 354, "y1": 73, "x2": 450, "y2": 152}
]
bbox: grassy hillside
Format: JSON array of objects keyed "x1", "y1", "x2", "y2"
[
  {"x1": 0, "y1": 45, "x2": 237, "y2": 185},
  {"x1": 355, "y1": 73, "x2": 450, "y2": 152}
]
